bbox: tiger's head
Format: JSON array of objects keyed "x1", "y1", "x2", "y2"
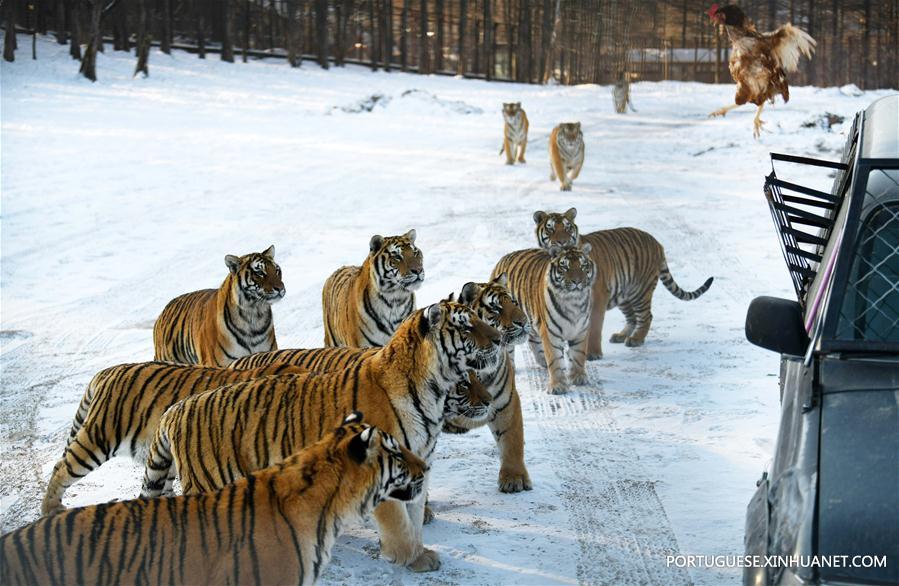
[
  {"x1": 502, "y1": 102, "x2": 523, "y2": 123},
  {"x1": 548, "y1": 243, "x2": 595, "y2": 293},
  {"x1": 534, "y1": 207, "x2": 580, "y2": 252},
  {"x1": 329, "y1": 413, "x2": 428, "y2": 505},
  {"x1": 224, "y1": 245, "x2": 285, "y2": 304},
  {"x1": 369, "y1": 230, "x2": 424, "y2": 293},
  {"x1": 558, "y1": 122, "x2": 583, "y2": 143},
  {"x1": 444, "y1": 371, "x2": 493, "y2": 428},
  {"x1": 419, "y1": 297, "x2": 502, "y2": 378},
  {"x1": 459, "y1": 274, "x2": 530, "y2": 346}
]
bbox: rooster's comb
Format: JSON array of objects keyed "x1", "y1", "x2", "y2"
[{"x1": 706, "y1": 3, "x2": 720, "y2": 17}]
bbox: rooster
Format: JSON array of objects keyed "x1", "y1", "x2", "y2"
[{"x1": 707, "y1": 3, "x2": 816, "y2": 137}]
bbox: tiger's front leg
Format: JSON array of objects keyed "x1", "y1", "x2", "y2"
[
  {"x1": 527, "y1": 332, "x2": 547, "y2": 368},
  {"x1": 504, "y1": 136, "x2": 515, "y2": 165},
  {"x1": 374, "y1": 481, "x2": 440, "y2": 573},
  {"x1": 567, "y1": 333, "x2": 589, "y2": 386},
  {"x1": 517, "y1": 138, "x2": 527, "y2": 163},
  {"x1": 540, "y1": 323, "x2": 568, "y2": 394},
  {"x1": 489, "y1": 384, "x2": 532, "y2": 492}
]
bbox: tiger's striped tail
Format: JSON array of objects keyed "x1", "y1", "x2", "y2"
[
  {"x1": 67, "y1": 380, "x2": 98, "y2": 445},
  {"x1": 141, "y1": 427, "x2": 176, "y2": 498},
  {"x1": 659, "y1": 262, "x2": 713, "y2": 301}
]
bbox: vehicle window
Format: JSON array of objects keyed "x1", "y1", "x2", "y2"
[{"x1": 837, "y1": 170, "x2": 899, "y2": 342}]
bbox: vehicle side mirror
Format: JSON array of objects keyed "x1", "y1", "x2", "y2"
[{"x1": 745, "y1": 296, "x2": 810, "y2": 356}]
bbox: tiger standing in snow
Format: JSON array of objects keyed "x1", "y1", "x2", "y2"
[
  {"x1": 534, "y1": 208, "x2": 714, "y2": 359},
  {"x1": 500, "y1": 102, "x2": 529, "y2": 165},
  {"x1": 322, "y1": 230, "x2": 423, "y2": 348},
  {"x1": 153, "y1": 245, "x2": 284, "y2": 367},
  {"x1": 549, "y1": 122, "x2": 585, "y2": 191}
]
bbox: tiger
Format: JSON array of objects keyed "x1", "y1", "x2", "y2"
[
  {"x1": 548, "y1": 122, "x2": 585, "y2": 191},
  {"x1": 41, "y1": 360, "x2": 304, "y2": 515},
  {"x1": 3, "y1": 413, "x2": 427, "y2": 586},
  {"x1": 153, "y1": 245, "x2": 284, "y2": 367},
  {"x1": 443, "y1": 274, "x2": 533, "y2": 492},
  {"x1": 492, "y1": 244, "x2": 596, "y2": 394},
  {"x1": 322, "y1": 230, "x2": 423, "y2": 348},
  {"x1": 533, "y1": 208, "x2": 714, "y2": 358},
  {"x1": 141, "y1": 299, "x2": 501, "y2": 573},
  {"x1": 499, "y1": 102, "x2": 529, "y2": 165},
  {"x1": 232, "y1": 276, "x2": 533, "y2": 493}
]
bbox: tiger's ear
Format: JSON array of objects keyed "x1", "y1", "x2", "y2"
[
  {"x1": 421, "y1": 303, "x2": 443, "y2": 336},
  {"x1": 225, "y1": 255, "x2": 241, "y2": 274},
  {"x1": 459, "y1": 282, "x2": 479, "y2": 305},
  {"x1": 581, "y1": 242, "x2": 592, "y2": 255},
  {"x1": 516, "y1": 102, "x2": 521, "y2": 107},
  {"x1": 343, "y1": 411, "x2": 364, "y2": 425},
  {"x1": 404, "y1": 229, "x2": 417, "y2": 244},
  {"x1": 369, "y1": 235, "x2": 384, "y2": 254},
  {"x1": 347, "y1": 427, "x2": 375, "y2": 464},
  {"x1": 533, "y1": 211, "x2": 547, "y2": 225},
  {"x1": 575, "y1": 122, "x2": 582, "y2": 130},
  {"x1": 493, "y1": 272, "x2": 508, "y2": 287},
  {"x1": 262, "y1": 245, "x2": 275, "y2": 260},
  {"x1": 564, "y1": 207, "x2": 577, "y2": 221}
]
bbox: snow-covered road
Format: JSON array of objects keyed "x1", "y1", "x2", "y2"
[{"x1": 2, "y1": 37, "x2": 892, "y2": 584}]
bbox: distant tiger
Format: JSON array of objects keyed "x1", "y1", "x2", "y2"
[
  {"x1": 534, "y1": 208, "x2": 714, "y2": 358},
  {"x1": 41, "y1": 360, "x2": 303, "y2": 515},
  {"x1": 322, "y1": 230, "x2": 423, "y2": 347},
  {"x1": 143, "y1": 300, "x2": 501, "y2": 572},
  {"x1": 5, "y1": 414, "x2": 426, "y2": 586},
  {"x1": 492, "y1": 244, "x2": 595, "y2": 394},
  {"x1": 549, "y1": 122, "x2": 585, "y2": 191},
  {"x1": 500, "y1": 102, "x2": 529, "y2": 165},
  {"x1": 153, "y1": 245, "x2": 284, "y2": 367}
]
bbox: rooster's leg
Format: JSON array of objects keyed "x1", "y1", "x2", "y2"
[
  {"x1": 708, "y1": 104, "x2": 741, "y2": 118},
  {"x1": 753, "y1": 103, "x2": 766, "y2": 139}
]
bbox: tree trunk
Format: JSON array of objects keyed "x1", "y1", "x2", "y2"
[
  {"x1": 435, "y1": 0, "x2": 444, "y2": 71},
  {"x1": 55, "y1": 0, "x2": 67, "y2": 44},
  {"x1": 418, "y1": 0, "x2": 428, "y2": 73},
  {"x1": 222, "y1": 0, "x2": 234, "y2": 61},
  {"x1": 287, "y1": 0, "x2": 301, "y2": 66},
  {"x1": 456, "y1": 0, "x2": 466, "y2": 74},
  {"x1": 400, "y1": 0, "x2": 408, "y2": 70},
  {"x1": 135, "y1": 0, "x2": 151, "y2": 75},
  {"x1": 159, "y1": 0, "x2": 171, "y2": 54},
  {"x1": 369, "y1": 0, "x2": 379, "y2": 70},
  {"x1": 3, "y1": 0, "x2": 17, "y2": 63},
  {"x1": 113, "y1": 0, "x2": 129, "y2": 51},
  {"x1": 483, "y1": 0, "x2": 492, "y2": 80},
  {"x1": 862, "y1": 0, "x2": 871, "y2": 88},
  {"x1": 542, "y1": 0, "x2": 560, "y2": 83},
  {"x1": 69, "y1": 0, "x2": 82, "y2": 59},
  {"x1": 314, "y1": 0, "x2": 328, "y2": 68},
  {"x1": 242, "y1": 0, "x2": 250, "y2": 62},
  {"x1": 79, "y1": 0, "x2": 103, "y2": 81},
  {"x1": 196, "y1": 0, "x2": 207, "y2": 59},
  {"x1": 382, "y1": 0, "x2": 392, "y2": 70}
]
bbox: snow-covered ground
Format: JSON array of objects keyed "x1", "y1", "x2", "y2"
[{"x1": 2, "y1": 36, "x2": 893, "y2": 585}]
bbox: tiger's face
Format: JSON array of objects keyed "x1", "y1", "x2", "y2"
[
  {"x1": 548, "y1": 243, "x2": 595, "y2": 293},
  {"x1": 534, "y1": 207, "x2": 580, "y2": 252},
  {"x1": 558, "y1": 122, "x2": 583, "y2": 144},
  {"x1": 224, "y1": 245, "x2": 285, "y2": 303},
  {"x1": 459, "y1": 274, "x2": 530, "y2": 346},
  {"x1": 338, "y1": 413, "x2": 428, "y2": 504},
  {"x1": 502, "y1": 102, "x2": 523, "y2": 123},
  {"x1": 423, "y1": 298, "x2": 502, "y2": 375},
  {"x1": 369, "y1": 230, "x2": 424, "y2": 292},
  {"x1": 444, "y1": 371, "x2": 492, "y2": 425}
]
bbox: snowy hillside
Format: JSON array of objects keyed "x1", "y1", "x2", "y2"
[{"x1": 1, "y1": 37, "x2": 893, "y2": 585}]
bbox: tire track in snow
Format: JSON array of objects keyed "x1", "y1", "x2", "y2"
[{"x1": 518, "y1": 348, "x2": 692, "y2": 585}]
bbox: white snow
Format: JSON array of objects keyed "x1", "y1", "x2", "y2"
[{"x1": 1, "y1": 35, "x2": 894, "y2": 585}]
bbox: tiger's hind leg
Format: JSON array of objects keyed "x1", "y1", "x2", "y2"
[
  {"x1": 610, "y1": 304, "x2": 637, "y2": 343},
  {"x1": 587, "y1": 286, "x2": 610, "y2": 360},
  {"x1": 141, "y1": 428, "x2": 176, "y2": 498},
  {"x1": 527, "y1": 332, "x2": 547, "y2": 368},
  {"x1": 41, "y1": 428, "x2": 110, "y2": 515},
  {"x1": 625, "y1": 291, "x2": 655, "y2": 347}
]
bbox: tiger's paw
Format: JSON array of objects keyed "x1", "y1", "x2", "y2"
[
  {"x1": 442, "y1": 420, "x2": 471, "y2": 434},
  {"x1": 518, "y1": 158, "x2": 527, "y2": 164},
  {"x1": 625, "y1": 337, "x2": 645, "y2": 348},
  {"x1": 570, "y1": 370, "x2": 589, "y2": 386},
  {"x1": 499, "y1": 468, "x2": 533, "y2": 493},
  {"x1": 560, "y1": 184, "x2": 572, "y2": 192},
  {"x1": 408, "y1": 548, "x2": 441, "y2": 573},
  {"x1": 505, "y1": 160, "x2": 515, "y2": 166},
  {"x1": 609, "y1": 333, "x2": 627, "y2": 343},
  {"x1": 548, "y1": 382, "x2": 570, "y2": 395},
  {"x1": 423, "y1": 504, "x2": 435, "y2": 525},
  {"x1": 587, "y1": 352, "x2": 603, "y2": 360}
]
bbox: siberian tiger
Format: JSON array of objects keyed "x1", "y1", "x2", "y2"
[
  {"x1": 142, "y1": 299, "x2": 501, "y2": 572},
  {"x1": 534, "y1": 208, "x2": 714, "y2": 358},
  {"x1": 322, "y1": 231, "x2": 423, "y2": 347},
  {"x1": 153, "y1": 245, "x2": 284, "y2": 367},
  {"x1": 445, "y1": 274, "x2": 532, "y2": 492},
  {"x1": 41, "y1": 361, "x2": 304, "y2": 515},
  {"x1": 548, "y1": 122, "x2": 585, "y2": 191},
  {"x1": 500, "y1": 102, "x2": 529, "y2": 165},
  {"x1": 3, "y1": 414, "x2": 426, "y2": 586},
  {"x1": 492, "y1": 244, "x2": 596, "y2": 394}
]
